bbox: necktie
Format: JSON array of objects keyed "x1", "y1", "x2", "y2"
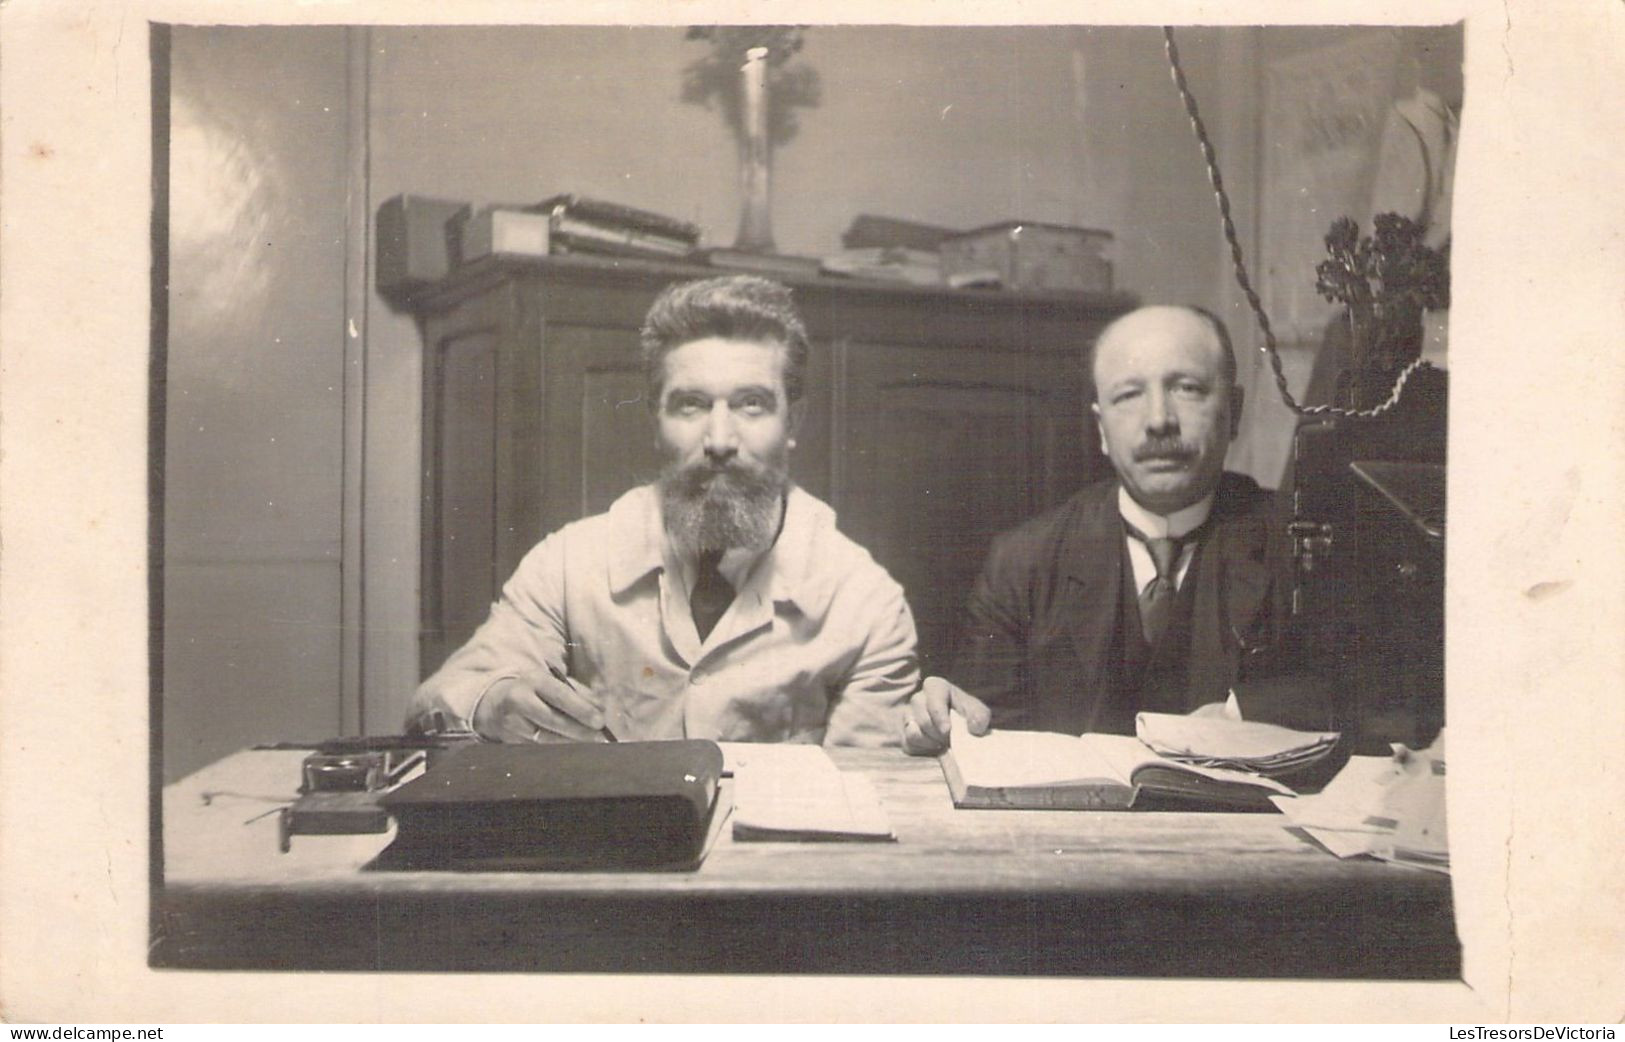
[
  {"x1": 1126, "y1": 524, "x2": 1184, "y2": 647},
  {"x1": 690, "y1": 549, "x2": 733, "y2": 641}
]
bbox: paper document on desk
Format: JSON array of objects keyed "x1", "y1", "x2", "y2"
[
  {"x1": 1271, "y1": 731, "x2": 1448, "y2": 873},
  {"x1": 730, "y1": 744, "x2": 895, "y2": 842}
]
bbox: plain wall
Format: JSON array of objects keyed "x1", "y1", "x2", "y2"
[{"x1": 163, "y1": 27, "x2": 352, "y2": 779}]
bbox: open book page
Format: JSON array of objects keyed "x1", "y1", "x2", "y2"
[
  {"x1": 729, "y1": 743, "x2": 893, "y2": 841},
  {"x1": 950, "y1": 717, "x2": 1294, "y2": 796},
  {"x1": 721, "y1": 741, "x2": 837, "y2": 778},
  {"x1": 1080, "y1": 731, "x2": 1172, "y2": 785},
  {"x1": 947, "y1": 714, "x2": 1131, "y2": 787},
  {"x1": 718, "y1": 741, "x2": 771, "y2": 777}
]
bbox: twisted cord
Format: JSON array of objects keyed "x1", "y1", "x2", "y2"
[{"x1": 1161, "y1": 27, "x2": 1429, "y2": 419}]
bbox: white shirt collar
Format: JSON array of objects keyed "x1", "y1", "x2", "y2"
[{"x1": 1117, "y1": 486, "x2": 1214, "y2": 540}]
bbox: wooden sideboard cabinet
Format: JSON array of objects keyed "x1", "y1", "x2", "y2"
[{"x1": 400, "y1": 254, "x2": 1136, "y2": 678}]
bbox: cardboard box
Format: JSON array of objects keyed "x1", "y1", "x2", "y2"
[
  {"x1": 458, "y1": 207, "x2": 552, "y2": 263},
  {"x1": 941, "y1": 221, "x2": 1113, "y2": 292},
  {"x1": 375, "y1": 194, "x2": 470, "y2": 304}
]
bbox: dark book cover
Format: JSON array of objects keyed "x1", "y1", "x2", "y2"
[
  {"x1": 377, "y1": 740, "x2": 723, "y2": 871},
  {"x1": 841, "y1": 213, "x2": 958, "y2": 251},
  {"x1": 528, "y1": 193, "x2": 702, "y2": 244}
]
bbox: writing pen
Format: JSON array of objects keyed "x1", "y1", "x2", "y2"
[{"x1": 547, "y1": 661, "x2": 619, "y2": 743}]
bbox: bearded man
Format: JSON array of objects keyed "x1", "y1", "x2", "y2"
[{"x1": 410, "y1": 275, "x2": 919, "y2": 746}]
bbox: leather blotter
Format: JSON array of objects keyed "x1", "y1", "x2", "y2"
[{"x1": 376, "y1": 740, "x2": 722, "y2": 871}]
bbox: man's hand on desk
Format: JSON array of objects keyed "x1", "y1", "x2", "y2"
[
  {"x1": 901, "y1": 676, "x2": 992, "y2": 756},
  {"x1": 473, "y1": 671, "x2": 608, "y2": 744}
]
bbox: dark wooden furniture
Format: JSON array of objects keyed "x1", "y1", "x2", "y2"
[
  {"x1": 397, "y1": 254, "x2": 1137, "y2": 677},
  {"x1": 1285, "y1": 368, "x2": 1448, "y2": 752},
  {"x1": 153, "y1": 747, "x2": 1459, "y2": 977}
]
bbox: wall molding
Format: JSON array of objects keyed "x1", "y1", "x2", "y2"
[{"x1": 341, "y1": 26, "x2": 371, "y2": 735}]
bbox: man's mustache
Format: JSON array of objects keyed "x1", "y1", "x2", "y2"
[
  {"x1": 668, "y1": 458, "x2": 776, "y2": 495},
  {"x1": 1132, "y1": 435, "x2": 1197, "y2": 463}
]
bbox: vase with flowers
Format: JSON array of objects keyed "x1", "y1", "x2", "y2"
[
  {"x1": 1314, "y1": 213, "x2": 1451, "y2": 411},
  {"x1": 682, "y1": 27, "x2": 821, "y2": 254}
]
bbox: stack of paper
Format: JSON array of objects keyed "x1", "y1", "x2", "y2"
[
  {"x1": 1135, "y1": 710, "x2": 1341, "y2": 776},
  {"x1": 728, "y1": 744, "x2": 895, "y2": 842},
  {"x1": 1270, "y1": 732, "x2": 1448, "y2": 874}
]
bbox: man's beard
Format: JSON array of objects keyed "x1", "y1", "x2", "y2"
[{"x1": 659, "y1": 456, "x2": 789, "y2": 558}]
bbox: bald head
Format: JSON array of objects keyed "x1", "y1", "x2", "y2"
[
  {"x1": 1090, "y1": 305, "x2": 1237, "y2": 392},
  {"x1": 1089, "y1": 305, "x2": 1243, "y2": 514}
]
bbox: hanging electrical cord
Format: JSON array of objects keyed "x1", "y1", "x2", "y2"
[{"x1": 1161, "y1": 27, "x2": 1433, "y2": 419}]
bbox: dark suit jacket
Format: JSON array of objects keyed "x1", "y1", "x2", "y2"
[{"x1": 952, "y1": 472, "x2": 1287, "y2": 735}]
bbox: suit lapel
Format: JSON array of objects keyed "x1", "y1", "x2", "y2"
[
  {"x1": 1186, "y1": 495, "x2": 1272, "y2": 706},
  {"x1": 1060, "y1": 484, "x2": 1127, "y2": 717},
  {"x1": 1210, "y1": 485, "x2": 1273, "y2": 640},
  {"x1": 1218, "y1": 538, "x2": 1271, "y2": 640}
]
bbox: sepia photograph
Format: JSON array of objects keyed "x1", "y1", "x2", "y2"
[
  {"x1": 1, "y1": 0, "x2": 1622, "y2": 1024},
  {"x1": 149, "y1": 19, "x2": 1458, "y2": 978}
]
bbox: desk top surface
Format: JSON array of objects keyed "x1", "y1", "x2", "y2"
[{"x1": 163, "y1": 746, "x2": 1449, "y2": 902}]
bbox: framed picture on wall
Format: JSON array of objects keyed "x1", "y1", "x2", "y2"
[{"x1": 1259, "y1": 28, "x2": 1404, "y2": 344}]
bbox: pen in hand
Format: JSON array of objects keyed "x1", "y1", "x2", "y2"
[{"x1": 547, "y1": 661, "x2": 618, "y2": 743}]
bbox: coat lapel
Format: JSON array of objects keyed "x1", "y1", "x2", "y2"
[
  {"x1": 1211, "y1": 482, "x2": 1274, "y2": 642},
  {"x1": 1060, "y1": 484, "x2": 1127, "y2": 713},
  {"x1": 1186, "y1": 491, "x2": 1273, "y2": 707}
]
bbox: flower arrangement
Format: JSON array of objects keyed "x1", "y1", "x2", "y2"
[
  {"x1": 681, "y1": 27, "x2": 821, "y2": 253},
  {"x1": 1314, "y1": 213, "x2": 1451, "y2": 409},
  {"x1": 681, "y1": 27, "x2": 821, "y2": 148}
]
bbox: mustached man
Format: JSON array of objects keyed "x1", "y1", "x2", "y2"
[{"x1": 903, "y1": 305, "x2": 1291, "y2": 753}]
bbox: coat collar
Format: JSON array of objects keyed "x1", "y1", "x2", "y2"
[{"x1": 1062, "y1": 479, "x2": 1132, "y2": 582}]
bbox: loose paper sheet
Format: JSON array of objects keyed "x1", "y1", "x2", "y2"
[{"x1": 729, "y1": 744, "x2": 894, "y2": 840}]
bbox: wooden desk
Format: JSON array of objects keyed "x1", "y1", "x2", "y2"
[{"x1": 153, "y1": 747, "x2": 1459, "y2": 977}]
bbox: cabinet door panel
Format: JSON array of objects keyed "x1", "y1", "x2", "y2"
[
  {"x1": 540, "y1": 324, "x2": 653, "y2": 530},
  {"x1": 580, "y1": 365, "x2": 663, "y2": 515},
  {"x1": 435, "y1": 330, "x2": 499, "y2": 646},
  {"x1": 420, "y1": 283, "x2": 535, "y2": 676},
  {"x1": 836, "y1": 342, "x2": 1095, "y2": 674}
]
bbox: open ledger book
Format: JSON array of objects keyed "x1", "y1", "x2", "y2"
[{"x1": 939, "y1": 715, "x2": 1300, "y2": 811}]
